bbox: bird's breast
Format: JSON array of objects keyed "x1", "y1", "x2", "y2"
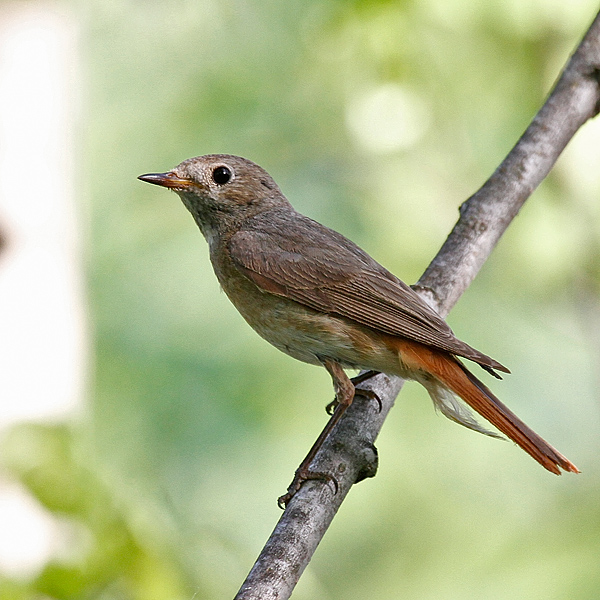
[{"x1": 209, "y1": 244, "x2": 401, "y2": 373}]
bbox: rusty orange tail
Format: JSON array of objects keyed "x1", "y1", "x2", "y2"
[{"x1": 394, "y1": 339, "x2": 579, "y2": 475}]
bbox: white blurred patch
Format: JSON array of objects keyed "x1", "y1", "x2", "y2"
[
  {"x1": 0, "y1": 482, "x2": 61, "y2": 578},
  {"x1": 0, "y1": 2, "x2": 85, "y2": 579},
  {"x1": 346, "y1": 83, "x2": 430, "y2": 153},
  {"x1": 0, "y1": 4, "x2": 84, "y2": 426}
]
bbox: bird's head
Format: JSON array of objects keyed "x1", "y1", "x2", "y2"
[{"x1": 139, "y1": 154, "x2": 289, "y2": 239}]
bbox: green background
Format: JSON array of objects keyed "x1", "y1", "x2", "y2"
[{"x1": 2, "y1": 1, "x2": 600, "y2": 598}]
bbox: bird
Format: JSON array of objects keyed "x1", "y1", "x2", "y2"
[{"x1": 139, "y1": 154, "x2": 579, "y2": 506}]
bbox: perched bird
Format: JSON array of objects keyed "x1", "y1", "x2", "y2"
[{"x1": 139, "y1": 154, "x2": 578, "y2": 506}]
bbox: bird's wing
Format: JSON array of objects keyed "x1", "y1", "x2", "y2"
[{"x1": 228, "y1": 210, "x2": 508, "y2": 373}]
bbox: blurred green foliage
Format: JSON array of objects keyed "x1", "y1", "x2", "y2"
[{"x1": 2, "y1": 0, "x2": 600, "y2": 598}]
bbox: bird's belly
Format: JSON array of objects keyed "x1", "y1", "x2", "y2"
[{"x1": 230, "y1": 288, "x2": 400, "y2": 373}]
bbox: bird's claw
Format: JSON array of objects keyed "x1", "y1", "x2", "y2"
[
  {"x1": 325, "y1": 398, "x2": 337, "y2": 415},
  {"x1": 325, "y1": 387, "x2": 382, "y2": 415},
  {"x1": 356, "y1": 388, "x2": 382, "y2": 412},
  {"x1": 277, "y1": 468, "x2": 338, "y2": 509}
]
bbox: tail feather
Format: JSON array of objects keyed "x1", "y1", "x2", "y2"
[
  {"x1": 427, "y1": 383, "x2": 504, "y2": 440},
  {"x1": 436, "y1": 355, "x2": 578, "y2": 474},
  {"x1": 393, "y1": 338, "x2": 579, "y2": 475}
]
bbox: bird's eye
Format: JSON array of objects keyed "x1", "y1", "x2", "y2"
[{"x1": 212, "y1": 166, "x2": 232, "y2": 185}]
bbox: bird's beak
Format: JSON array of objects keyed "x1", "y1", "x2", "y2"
[{"x1": 138, "y1": 172, "x2": 192, "y2": 189}]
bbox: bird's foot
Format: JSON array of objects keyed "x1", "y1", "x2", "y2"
[
  {"x1": 325, "y1": 370, "x2": 382, "y2": 415},
  {"x1": 277, "y1": 467, "x2": 338, "y2": 509}
]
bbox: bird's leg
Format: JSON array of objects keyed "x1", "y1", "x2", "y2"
[
  {"x1": 278, "y1": 360, "x2": 357, "y2": 509},
  {"x1": 325, "y1": 370, "x2": 381, "y2": 415}
]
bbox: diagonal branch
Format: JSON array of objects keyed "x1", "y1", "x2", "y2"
[
  {"x1": 234, "y1": 10, "x2": 600, "y2": 600},
  {"x1": 416, "y1": 10, "x2": 600, "y2": 312}
]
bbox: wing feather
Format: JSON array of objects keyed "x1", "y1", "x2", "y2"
[{"x1": 228, "y1": 209, "x2": 508, "y2": 373}]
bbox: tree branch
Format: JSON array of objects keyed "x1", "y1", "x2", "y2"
[{"x1": 234, "y1": 10, "x2": 600, "y2": 600}]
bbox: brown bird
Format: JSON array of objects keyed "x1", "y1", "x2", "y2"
[{"x1": 139, "y1": 154, "x2": 579, "y2": 506}]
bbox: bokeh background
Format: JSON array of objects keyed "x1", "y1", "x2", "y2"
[{"x1": 1, "y1": 1, "x2": 599, "y2": 599}]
